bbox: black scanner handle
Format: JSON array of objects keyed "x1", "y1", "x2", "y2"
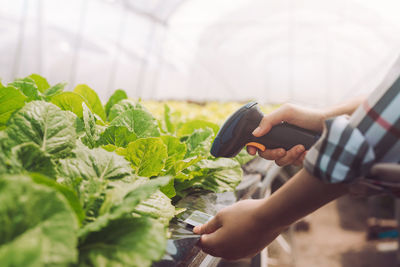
[{"x1": 249, "y1": 122, "x2": 320, "y2": 151}]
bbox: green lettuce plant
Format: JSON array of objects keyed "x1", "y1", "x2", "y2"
[{"x1": 0, "y1": 74, "x2": 252, "y2": 267}]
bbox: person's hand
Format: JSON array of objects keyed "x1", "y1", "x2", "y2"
[
  {"x1": 193, "y1": 199, "x2": 284, "y2": 260},
  {"x1": 247, "y1": 103, "x2": 325, "y2": 166}
]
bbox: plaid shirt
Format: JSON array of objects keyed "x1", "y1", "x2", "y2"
[{"x1": 304, "y1": 55, "x2": 400, "y2": 194}]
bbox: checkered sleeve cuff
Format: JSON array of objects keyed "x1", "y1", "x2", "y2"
[{"x1": 304, "y1": 115, "x2": 376, "y2": 184}]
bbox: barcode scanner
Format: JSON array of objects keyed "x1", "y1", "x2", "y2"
[{"x1": 210, "y1": 102, "x2": 320, "y2": 158}]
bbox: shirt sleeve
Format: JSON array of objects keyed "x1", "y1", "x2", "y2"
[
  {"x1": 304, "y1": 55, "x2": 400, "y2": 184},
  {"x1": 303, "y1": 115, "x2": 376, "y2": 183}
]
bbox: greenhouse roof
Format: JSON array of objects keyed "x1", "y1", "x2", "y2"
[{"x1": 1, "y1": 0, "x2": 400, "y2": 105}]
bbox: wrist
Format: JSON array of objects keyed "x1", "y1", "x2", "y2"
[
  {"x1": 322, "y1": 95, "x2": 366, "y2": 119},
  {"x1": 255, "y1": 197, "x2": 291, "y2": 230}
]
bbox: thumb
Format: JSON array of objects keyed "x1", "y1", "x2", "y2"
[
  {"x1": 252, "y1": 108, "x2": 288, "y2": 137},
  {"x1": 193, "y1": 217, "x2": 221, "y2": 235}
]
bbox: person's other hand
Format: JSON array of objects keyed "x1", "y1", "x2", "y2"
[
  {"x1": 247, "y1": 103, "x2": 324, "y2": 166},
  {"x1": 193, "y1": 199, "x2": 283, "y2": 260}
]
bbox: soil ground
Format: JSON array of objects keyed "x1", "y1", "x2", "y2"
[{"x1": 292, "y1": 195, "x2": 397, "y2": 267}]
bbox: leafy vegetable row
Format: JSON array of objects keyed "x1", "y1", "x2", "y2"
[{"x1": 0, "y1": 74, "x2": 253, "y2": 267}]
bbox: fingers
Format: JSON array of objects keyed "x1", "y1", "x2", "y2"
[
  {"x1": 247, "y1": 144, "x2": 307, "y2": 167},
  {"x1": 252, "y1": 116, "x2": 273, "y2": 137},
  {"x1": 247, "y1": 145, "x2": 286, "y2": 160},
  {"x1": 252, "y1": 105, "x2": 292, "y2": 137},
  {"x1": 198, "y1": 229, "x2": 232, "y2": 258},
  {"x1": 194, "y1": 219, "x2": 224, "y2": 257},
  {"x1": 193, "y1": 216, "x2": 222, "y2": 235},
  {"x1": 293, "y1": 151, "x2": 307, "y2": 166},
  {"x1": 257, "y1": 148, "x2": 286, "y2": 160},
  {"x1": 198, "y1": 229, "x2": 258, "y2": 260},
  {"x1": 199, "y1": 230, "x2": 220, "y2": 248},
  {"x1": 275, "y1": 145, "x2": 305, "y2": 167},
  {"x1": 247, "y1": 146, "x2": 284, "y2": 158},
  {"x1": 246, "y1": 103, "x2": 310, "y2": 166},
  {"x1": 246, "y1": 146, "x2": 257, "y2": 155}
]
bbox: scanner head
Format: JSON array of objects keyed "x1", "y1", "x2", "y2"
[{"x1": 210, "y1": 102, "x2": 263, "y2": 158}]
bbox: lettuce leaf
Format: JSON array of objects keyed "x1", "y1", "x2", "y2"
[
  {"x1": 175, "y1": 158, "x2": 243, "y2": 194},
  {"x1": 78, "y1": 217, "x2": 166, "y2": 267},
  {"x1": 9, "y1": 77, "x2": 42, "y2": 102},
  {"x1": 0, "y1": 155, "x2": 13, "y2": 175},
  {"x1": 6, "y1": 101, "x2": 77, "y2": 158},
  {"x1": 81, "y1": 103, "x2": 99, "y2": 149},
  {"x1": 0, "y1": 132, "x2": 21, "y2": 175},
  {"x1": 110, "y1": 109, "x2": 160, "y2": 138},
  {"x1": 161, "y1": 135, "x2": 186, "y2": 171},
  {"x1": 13, "y1": 142, "x2": 57, "y2": 177},
  {"x1": 162, "y1": 104, "x2": 175, "y2": 134},
  {"x1": 105, "y1": 89, "x2": 128, "y2": 118},
  {"x1": 43, "y1": 83, "x2": 66, "y2": 100},
  {"x1": 0, "y1": 175, "x2": 79, "y2": 266},
  {"x1": 170, "y1": 156, "x2": 203, "y2": 178},
  {"x1": 109, "y1": 100, "x2": 160, "y2": 137},
  {"x1": 184, "y1": 127, "x2": 214, "y2": 158},
  {"x1": 102, "y1": 178, "x2": 175, "y2": 224},
  {"x1": 158, "y1": 135, "x2": 202, "y2": 197},
  {"x1": 136, "y1": 190, "x2": 176, "y2": 224},
  {"x1": 119, "y1": 138, "x2": 167, "y2": 177},
  {"x1": 26, "y1": 74, "x2": 65, "y2": 99},
  {"x1": 78, "y1": 176, "x2": 171, "y2": 240},
  {"x1": 58, "y1": 146, "x2": 132, "y2": 222},
  {"x1": 159, "y1": 177, "x2": 176, "y2": 198},
  {"x1": 51, "y1": 92, "x2": 89, "y2": 118},
  {"x1": 97, "y1": 125, "x2": 137, "y2": 148},
  {"x1": 101, "y1": 144, "x2": 117, "y2": 152},
  {"x1": 177, "y1": 119, "x2": 219, "y2": 137},
  {"x1": 108, "y1": 99, "x2": 137, "y2": 121},
  {"x1": 58, "y1": 146, "x2": 132, "y2": 182},
  {"x1": 30, "y1": 173, "x2": 85, "y2": 224},
  {"x1": 74, "y1": 84, "x2": 106, "y2": 121},
  {"x1": 28, "y1": 74, "x2": 50, "y2": 93},
  {"x1": 0, "y1": 86, "x2": 27, "y2": 129}
]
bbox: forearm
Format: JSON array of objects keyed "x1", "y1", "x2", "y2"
[
  {"x1": 194, "y1": 168, "x2": 349, "y2": 259},
  {"x1": 259, "y1": 169, "x2": 348, "y2": 228},
  {"x1": 323, "y1": 95, "x2": 366, "y2": 119}
]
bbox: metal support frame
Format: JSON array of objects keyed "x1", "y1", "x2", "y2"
[
  {"x1": 124, "y1": 0, "x2": 173, "y2": 98},
  {"x1": 135, "y1": 22, "x2": 157, "y2": 97},
  {"x1": 12, "y1": 0, "x2": 29, "y2": 78},
  {"x1": 257, "y1": 162, "x2": 297, "y2": 267},
  {"x1": 70, "y1": 0, "x2": 89, "y2": 86},
  {"x1": 36, "y1": 0, "x2": 43, "y2": 74},
  {"x1": 107, "y1": 0, "x2": 128, "y2": 94}
]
